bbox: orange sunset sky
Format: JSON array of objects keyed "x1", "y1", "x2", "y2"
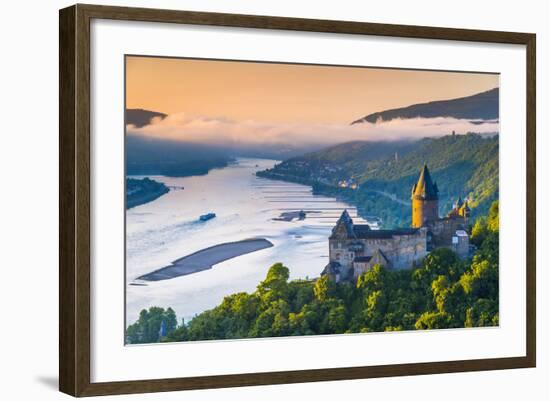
[{"x1": 126, "y1": 56, "x2": 499, "y2": 125}]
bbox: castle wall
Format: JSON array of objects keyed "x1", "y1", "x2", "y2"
[
  {"x1": 427, "y1": 216, "x2": 468, "y2": 248},
  {"x1": 381, "y1": 232, "x2": 428, "y2": 269},
  {"x1": 453, "y1": 231, "x2": 470, "y2": 259},
  {"x1": 353, "y1": 261, "x2": 370, "y2": 279},
  {"x1": 329, "y1": 229, "x2": 427, "y2": 276},
  {"x1": 329, "y1": 241, "x2": 355, "y2": 278}
]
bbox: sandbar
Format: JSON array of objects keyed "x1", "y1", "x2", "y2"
[{"x1": 136, "y1": 238, "x2": 274, "y2": 281}]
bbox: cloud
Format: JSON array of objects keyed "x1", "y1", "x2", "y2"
[{"x1": 127, "y1": 112, "x2": 499, "y2": 148}]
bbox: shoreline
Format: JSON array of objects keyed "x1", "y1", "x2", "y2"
[
  {"x1": 256, "y1": 170, "x2": 395, "y2": 227},
  {"x1": 135, "y1": 238, "x2": 274, "y2": 282},
  {"x1": 126, "y1": 177, "x2": 170, "y2": 209}
]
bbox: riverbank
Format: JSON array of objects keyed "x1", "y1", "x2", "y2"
[
  {"x1": 256, "y1": 170, "x2": 405, "y2": 227},
  {"x1": 136, "y1": 238, "x2": 274, "y2": 281},
  {"x1": 126, "y1": 177, "x2": 170, "y2": 209}
]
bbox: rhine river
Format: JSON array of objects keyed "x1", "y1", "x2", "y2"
[{"x1": 126, "y1": 158, "x2": 374, "y2": 326}]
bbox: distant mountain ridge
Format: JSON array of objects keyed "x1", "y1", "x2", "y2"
[
  {"x1": 126, "y1": 108, "x2": 167, "y2": 128},
  {"x1": 351, "y1": 88, "x2": 499, "y2": 125}
]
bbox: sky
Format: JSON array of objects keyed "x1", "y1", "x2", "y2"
[{"x1": 125, "y1": 56, "x2": 499, "y2": 148}]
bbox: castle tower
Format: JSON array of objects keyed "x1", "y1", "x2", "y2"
[{"x1": 411, "y1": 164, "x2": 439, "y2": 228}]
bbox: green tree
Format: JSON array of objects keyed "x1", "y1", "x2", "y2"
[
  {"x1": 251, "y1": 299, "x2": 290, "y2": 337},
  {"x1": 430, "y1": 276, "x2": 468, "y2": 326},
  {"x1": 313, "y1": 275, "x2": 336, "y2": 301},
  {"x1": 487, "y1": 201, "x2": 499, "y2": 232},
  {"x1": 471, "y1": 200, "x2": 498, "y2": 246},
  {"x1": 327, "y1": 304, "x2": 347, "y2": 333},
  {"x1": 413, "y1": 248, "x2": 463, "y2": 287},
  {"x1": 415, "y1": 311, "x2": 452, "y2": 330},
  {"x1": 356, "y1": 264, "x2": 387, "y2": 293},
  {"x1": 460, "y1": 258, "x2": 498, "y2": 299},
  {"x1": 431, "y1": 275, "x2": 450, "y2": 313},
  {"x1": 163, "y1": 318, "x2": 188, "y2": 342},
  {"x1": 126, "y1": 306, "x2": 177, "y2": 344},
  {"x1": 289, "y1": 281, "x2": 315, "y2": 311},
  {"x1": 365, "y1": 290, "x2": 388, "y2": 331},
  {"x1": 289, "y1": 303, "x2": 321, "y2": 335},
  {"x1": 257, "y1": 263, "x2": 290, "y2": 305},
  {"x1": 470, "y1": 216, "x2": 488, "y2": 246},
  {"x1": 465, "y1": 299, "x2": 498, "y2": 327}
]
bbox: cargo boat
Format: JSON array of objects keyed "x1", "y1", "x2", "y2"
[{"x1": 199, "y1": 213, "x2": 216, "y2": 221}]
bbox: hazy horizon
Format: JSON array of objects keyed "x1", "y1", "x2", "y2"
[{"x1": 126, "y1": 56, "x2": 499, "y2": 150}]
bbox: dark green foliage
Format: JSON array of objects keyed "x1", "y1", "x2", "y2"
[
  {"x1": 127, "y1": 202, "x2": 499, "y2": 343},
  {"x1": 257, "y1": 134, "x2": 498, "y2": 228},
  {"x1": 127, "y1": 155, "x2": 230, "y2": 177},
  {"x1": 471, "y1": 201, "x2": 499, "y2": 247},
  {"x1": 126, "y1": 134, "x2": 231, "y2": 177},
  {"x1": 125, "y1": 307, "x2": 177, "y2": 344},
  {"x1": 126, "y1": 177, "x2": 169, "y2": 209},
  {"x1": 414, "y1": 311, "x2": 453, "y2": 330},
  {"x1": 257, "y1": 263, "x2": 290, "y2": 305},
  {"x1": 313, "y1": 275, "x2": 337, "y2": 301}
]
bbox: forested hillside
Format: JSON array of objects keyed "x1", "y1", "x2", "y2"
[
  {"x1": 126, "y1": 177, "x2": 169, "y2": 209},
  {"x1": 126, "y1": 135, "x2": 231, "y2": 177},
  {"x1": 351, "y1": 88, "x2": 499, "y2": 124},
  {"x1": 257, "y1": 133, "x2": 498, "y2": 227}
]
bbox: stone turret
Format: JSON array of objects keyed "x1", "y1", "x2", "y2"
[
  {"x1": 455, "y1": 197, "x2": 464, "y2": 209},
  {"x1": 330, "y1": 209, "x2": 358, "y2": 239},
  {"x1": 411, "y1": 164, "x2": 439, "y2": 228},
  {"x1": 448, "y1": 197, "x2": 471, "y2": 219}
]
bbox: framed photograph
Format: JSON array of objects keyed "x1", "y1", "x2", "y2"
[{"x1": 59, "y1": 4, "x2": 536, "y2": 397}]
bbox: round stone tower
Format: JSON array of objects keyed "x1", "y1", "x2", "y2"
[{"x1": 411, "y1": 164, "x2": 439, "y2": 228}]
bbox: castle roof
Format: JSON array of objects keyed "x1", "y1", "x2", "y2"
[
  {"x1": 331, "y1": 211, "x2": 419, "y2": 240},
  {"x1": 331, "y1": 209, "x2": 359, "y2": 239},
  {"x1": 352, "y1": 249, "x2": 391, "y2": 268},
  {"x1": 411, "y1": 163, "x2": 439, "y2": 201},
  {"x1": 370, "y1": 249, "x2": 390, "y2": 266}
]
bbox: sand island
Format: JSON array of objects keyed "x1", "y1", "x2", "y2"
[{"x1": 136, "y1": 238, "x2": 274, "y2": 281}]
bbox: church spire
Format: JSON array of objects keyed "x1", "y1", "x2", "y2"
[{"x1": 411, "y1": 163, "x2": 439, "y2": 200}]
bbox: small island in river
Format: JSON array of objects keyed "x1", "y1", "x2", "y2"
[
  {"x1": 126, "y1": 177, "x2": 169, "y2": 209},
  {"x1": 136, "y1": 238, "x2": 274, "y2": 281},
  {"x1": 272, "y1": 210, "x2": 314, "y2": 222}
]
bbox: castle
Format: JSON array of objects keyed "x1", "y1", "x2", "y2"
[{"x1": 322, "y1": 164, "x2": 470, "y2": 282}]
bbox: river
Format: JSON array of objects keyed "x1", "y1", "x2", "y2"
[{"x1": 126, "y1": 158, "x2": 373, "y2": 326}]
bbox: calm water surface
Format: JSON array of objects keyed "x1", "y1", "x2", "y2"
[{"x1": 126, "y1": 158, "x2": 372, "y2": 325}]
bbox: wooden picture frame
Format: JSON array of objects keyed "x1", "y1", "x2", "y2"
[{"x1": 59, "y1": 3, "x2": 536, "y2": 397}]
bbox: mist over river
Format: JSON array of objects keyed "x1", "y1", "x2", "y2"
[{"x1": 126, "y1": 158, "x2": 373, "y2": 326}]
